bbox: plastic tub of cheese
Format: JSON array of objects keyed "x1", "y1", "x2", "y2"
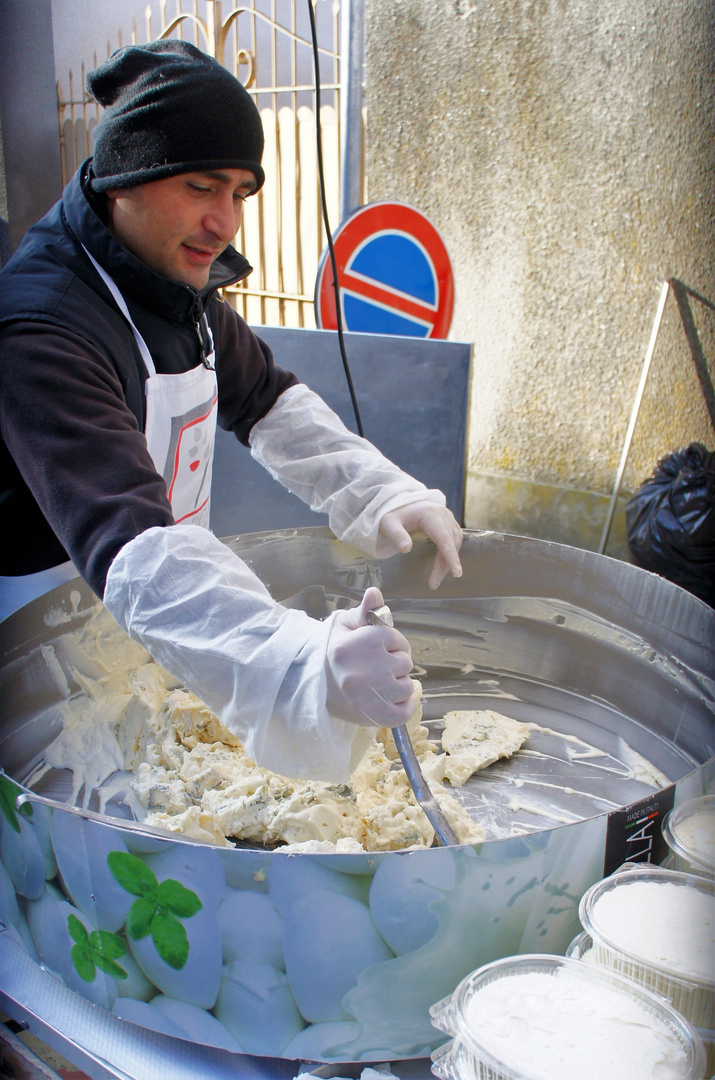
[
  {"x1": 566, "y1": 930, "x2": 715, "y2": 1080},
  {"x1": 578, "y1": 865, "x2": 715, "y2": 1029},
  {"x1": 429, "y1": 953, "x2": 706, "y2": 1080},
  {"x1": 661, "y1": 795, "x2": 715, "y2": 879},
  {"x1": 565, "y1": 928, "x2": 595, "y2": 963}
]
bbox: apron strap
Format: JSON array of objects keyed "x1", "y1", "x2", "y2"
[
  {"x1": 82, "y1": 245, "x2": 157, "y2": 377},
  {"x1": 82, "y1": 246, "x2": 216, "y2": 375}
]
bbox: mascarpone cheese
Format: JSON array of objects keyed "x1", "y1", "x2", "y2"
[
  {"x1": 462, "y1": 968, "x2": 690, "y2": 1080},
  {"x1": 33, "y1": 603, "x2": 536, "y2": 852},
  {"x1": 590, "y1": 878, "x2": 715, "y2": 983}
]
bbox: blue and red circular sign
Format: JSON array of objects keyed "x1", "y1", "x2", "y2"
[{"x1": 315, "y1": 202, "x2": 454, "y2": 339}]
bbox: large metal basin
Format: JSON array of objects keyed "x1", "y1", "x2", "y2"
[{"x1": 0, "y1": 528, "x2": 713, "y2": 1064}]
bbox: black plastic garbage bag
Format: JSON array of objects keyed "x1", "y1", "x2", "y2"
[{"x1": 625, "y1": 443, "x2": 715, "y2": 607}]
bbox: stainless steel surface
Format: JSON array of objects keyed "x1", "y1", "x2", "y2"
[
  {"x1": 0, "y1": 528, "x2": 713, "y2": 1065},
  {"x1": 5, "y1": 528, "x2": 711, "y2": 836},
  {"x1": 366, "y1": 604, "x2": 459, "y2": 846}
]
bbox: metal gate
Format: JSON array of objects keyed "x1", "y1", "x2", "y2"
[{"x1": 56, "y1": 0, "x2": 364, "y2": 328}]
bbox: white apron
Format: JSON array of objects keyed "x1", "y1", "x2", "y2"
[{"x1": 0, "y1": 252, "x2": 219, "y2": 621}]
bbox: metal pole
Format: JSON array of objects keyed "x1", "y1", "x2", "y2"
[
  {"x1": 339, "y1": 0, "x2": 365, "y2": 223},
  {"x1": 598, "y1": 280, "x2": 671, "y2": 555}
]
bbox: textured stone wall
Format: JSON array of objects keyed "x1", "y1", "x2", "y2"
[{"x1": 364, "y1": 0, "x2": 714, "y2": 551}]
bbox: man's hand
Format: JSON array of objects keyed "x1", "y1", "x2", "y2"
[
  {"x1": 325, "y1": 587, "x2": 415, "y2": 728},
  {"x1": 378, "y1": 502, "x2": 463, "y2": 589}
]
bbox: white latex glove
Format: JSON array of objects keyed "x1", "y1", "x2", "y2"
[
  {"x1": 378, "y1": 502, "x2": 464, "y2": 589},
  {"x1": 325, "y1": 586, "x2": 416, "y2": 728},
  {"x1": 250, "y1": 384, "x2": 450, "y2": 561},
  {"x1": 103, "y1": 524, "x2": 375, "y2": 782}
]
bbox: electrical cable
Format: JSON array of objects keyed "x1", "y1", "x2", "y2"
[{"x1": 306, "y1": 0, "x2": 364, "y2": 437}]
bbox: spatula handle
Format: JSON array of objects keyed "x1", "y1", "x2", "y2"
[{"x1": 366, "y1": 606, "x2": 459, "y2": 846}]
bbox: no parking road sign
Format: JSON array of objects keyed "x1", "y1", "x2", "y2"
[{"x1": 315, "y1": 202, "x2": 454, "y2": 339}]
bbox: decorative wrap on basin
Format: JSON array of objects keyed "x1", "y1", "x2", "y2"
[
  {"x1": 1, "y1": 786, "x2": 608, "y2": 1061},
  {"x1": 0, "y1": 527, "x2": 713, "y2": 1063}
]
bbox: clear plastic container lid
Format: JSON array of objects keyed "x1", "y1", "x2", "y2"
[
  {"x1": 565, "y1": 929, "x2": 596, "y2": 964},
  {"x1": 662, "y1": 795, "x2": 715, "y2": 879},
  {"x1": 429, "y1": 953, "x2": 706, "y2": 1080},
  {"x1": 565, "y1": 933, "x2": 715, "y2": 1078},
  {"x1": 579, "y1": 864, "x2": 715, "y2": 987}
]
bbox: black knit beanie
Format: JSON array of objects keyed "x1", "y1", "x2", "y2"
[{"x1": 87, "y1": 39, "x2": 265, "y2": 193}]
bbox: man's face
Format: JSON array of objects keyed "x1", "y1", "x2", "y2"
[{"x1": 105, "y1": 168, "x2": 257, "y2": 289}]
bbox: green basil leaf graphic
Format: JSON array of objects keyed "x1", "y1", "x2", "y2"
[
  {"x1": 0, "y1": 776, "x2": 22, "y2": 833},
  {"x1": 93, "y1": 954, "x2": 128, "y2": 980},
  {"x1": 156, "y1": 878, "x2": 203, "y2": 918},
  {"x1": 71, "y1": 944, "x2": 96, "y2": 983},
  {"x1": 126, "y1": 897, "x2": 156, "y2": 940},
  {"x1": 93, "y1": 930, "x2": 127, "y2": 961},
  {"x1": 69, "y1": 920, "x2": 128, "y2": 982},
  {"x1": 150, "y1": 911, "x2": 189, "y2": 970},
  {"x1": 67, "y1": 914, "x2": 89, "y2": 946},
  {"x1": 107, "y1": 851, "x2": 158, "y2": 897}
]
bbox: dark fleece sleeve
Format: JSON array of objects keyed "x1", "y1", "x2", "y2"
[
  {"x1": 0, "y1": 322, "x2": 174, "y2": 595},
  {"x1": 0, "y1": 310, "x2": 299, "y2": 597},
  {"x1": 212, "y1": 300, "x2": 299, "y2": 445}
]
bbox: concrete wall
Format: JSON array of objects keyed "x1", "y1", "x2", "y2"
[
  {"x1": 0, "y1": 0, "x2": 63, "y2": 262},
  {"x1": 364, "y1": 0, "x2": 714, "y2": 554}
]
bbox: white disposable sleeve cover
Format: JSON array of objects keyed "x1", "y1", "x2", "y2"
[
  {"x1": 103, "y1": 524, "x2": 374, "y2": 782},
  {"x1": 249, "y1": 384, "x2": 447, "y2": 557}
]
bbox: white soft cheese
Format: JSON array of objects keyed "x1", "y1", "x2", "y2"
[
  {"x1": 35, "y1": 605, "x2": 509, "y2": 850},
  {"x1": 672, "y1": 806, "x2": 715, "y2": 871},
  {"x1": 462, "y1": 968, "x2": 690, "y2": 1080},
  {"x1": 441, "y1": 709, "x2": 530, "y2": 786},
  {"x1": 137, "y1": 687, "x2": 487, "y2": 851},
  {"x1": 32, "y1": 603, "x2": 548, "y2": 852},
  {"x1": 590, "y1": 878, "x2": 715, "y2": 983}
]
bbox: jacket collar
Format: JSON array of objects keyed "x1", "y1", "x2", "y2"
[{"x1": 62, "y1": 161, "x2": 253, "y2": 324}]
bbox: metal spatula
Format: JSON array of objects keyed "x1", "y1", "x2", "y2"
[{"x1": 366, "y1": 605, "x2": 459, "y2": 846}]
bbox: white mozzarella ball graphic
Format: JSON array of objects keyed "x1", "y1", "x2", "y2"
[
  {"x1": 151, "y1": 995, "x2": 243, "y2": 1052},
  {"x1": 26, "y1": 801, "x2": 57, "y2": 880},
  {"x1": 282, "y1": 1020, "x2": 361, "y2": 1060},
  {"x1": 224, "y1": 852, "x2": 271, "y2": 893},
  {"x1": 369, "y1": 849, "x2": 456, "y2": 954},
  {"x1": 214, "y1": 959, "x2": 304, "y2": 1055},
  {"x1": 51, "y1": 813, "x2": 134, "y2": 931},
  {"x1": 0, "y1": 802, "x2": 48, "y2": 899},
  {"x1": 128, "y1": 902, "x2": 222, "y2": 1009},
  {"x1": 99, "y1": 847, "x2": 224, "y2": 1009},
  {"x1": 144, "y1": 844, "x2": 226, "y2": 910},
  {"x1": 283, "y1": 890, "x2": 393, "y2": 1022},
  {"x1": 114, "y1": 948, "x2": 155, "y2": 1001},
  {"x1": 313, "y1": 853, "x2": 377, "y2": 876},
  {"x1": 218, "y1": 889, "x2": 284, "y2": 968},
  {"x1": 268, "y1": 855, "x2": 370, "y2": 917},
  {"x1": 0, "y1": 856, "x2": 20, "y2": 928},
  {"x1": 26, "y1": 886, "x2": 120, "y2": 1010},
  {"x1": 123, "y1": 834, "x2": 167, "y2": 855},
  {"x1": 25, "y1": 884, "x2": 80, "y2": 972},
  {"x1": 112, "y1": 998, "x2": 186, "y2": 1039}
]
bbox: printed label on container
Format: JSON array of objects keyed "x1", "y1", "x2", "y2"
[{"x1": 604, "y1": 784, "x2": 676, "y2": 877}]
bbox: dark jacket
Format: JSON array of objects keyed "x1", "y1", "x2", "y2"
[{"x1": 0, "y1": 162, "x2": 297, "y2": 595}]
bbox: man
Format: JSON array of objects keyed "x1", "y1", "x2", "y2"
[{"x1": 0, "y1": 40, "x2": 463, "y2": 781}]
